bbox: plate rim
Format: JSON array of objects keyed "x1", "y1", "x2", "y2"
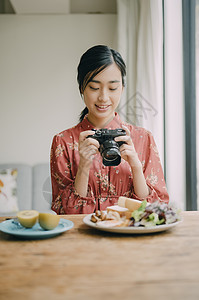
[
  {"x1": 0, "y1": 218, "x2": 74, "y2": 237},
  {"x1": 83, "y1": 213, "x2": 181, "y2": 234}
]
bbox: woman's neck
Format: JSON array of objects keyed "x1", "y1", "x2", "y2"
[{"x1": 87, "y1": 114, "x2": 115, "y2": 129}]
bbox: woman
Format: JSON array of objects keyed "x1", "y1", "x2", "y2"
[{"x1": 50, "y1": 45, "x2": 169, "y2": 214}]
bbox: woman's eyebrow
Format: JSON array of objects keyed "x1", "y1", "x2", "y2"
[
  {"x1": 109, "y1": 80, "x2": 120, "y2": 83},
  {"x1": 90, "y1": 80, "x2": 120, "y2": 83}
]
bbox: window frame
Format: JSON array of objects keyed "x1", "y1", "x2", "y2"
[{"x1": 182, "y1": 0, "x2": 197, "y2": 210}]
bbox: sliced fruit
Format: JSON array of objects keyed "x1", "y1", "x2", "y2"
[
  {"x1": 39, "y1": 213, "x2": 60, "y2": 230},
  {"x1": 17, "y1": 210, "x2": 39, "y2": 228}
]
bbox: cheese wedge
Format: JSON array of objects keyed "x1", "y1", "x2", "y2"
[{"x1": 118, "y1": 197, "x2": 142, "y2": 212}]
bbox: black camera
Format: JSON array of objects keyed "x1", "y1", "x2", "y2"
[{"x1": 87, "y1": 128, "x2": 126, "y2": 166}]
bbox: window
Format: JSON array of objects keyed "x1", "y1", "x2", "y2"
[
  {"x1": 182, "y1": 0, "x2": 197, "y2": 210},
  {"x1": 196, "y1": 0, "x2": 199, "y2": 208}
]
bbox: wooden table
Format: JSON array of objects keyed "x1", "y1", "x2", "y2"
[{"x1": 0, "y1": 211, "x2": 198, "y2": 300}]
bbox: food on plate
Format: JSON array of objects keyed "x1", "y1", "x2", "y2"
[
  {"x1": 17, "y1": 210, "x2": 39, "y2": 228},
  {"x1": 39, "y1": 213, "x2": 60, "y2": 230},
  {"x1": 94, "y1": 220, "x2": 124, "y2": 228},
  {"x1": 16, "y1": 210, "x2": 61, "y2": 230},
  {"x1": 90, "y1": 200, "x2": 181, "y2": 228},
  {"x1": 91, "y1": 210, "x2": 120, "y2": 223},
  {"x1": 91, "y1": 209, "x2": 130, "y2": 227},
  {"x1": 130, "y1": 200, "x2": 181, "y2": 227},
  {"x1": 118, "y1": 196, "x2": 142, "y2": 211},
  {"x1": 106, "y1": 205, "x2": 131, "y2": 218}
]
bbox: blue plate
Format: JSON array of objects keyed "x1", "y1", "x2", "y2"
[{"x1": 0, "y1": 218, "x2": 74, "y2": 239}]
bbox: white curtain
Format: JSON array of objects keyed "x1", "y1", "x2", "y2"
[
  {"x1": 117, "y1": 0, "x2": 164, "y2": 166},
  {"x1": 117, "y1": 0, "x2": 186, "y2": 210}
]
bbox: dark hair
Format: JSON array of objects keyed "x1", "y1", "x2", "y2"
[{"x1": 77, "y1": 45, "x2": 126, "y2": 122}]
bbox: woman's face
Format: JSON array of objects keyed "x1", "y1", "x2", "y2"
[{"x1": 83, "y1": 63, "x2": 123, "y2": 127}]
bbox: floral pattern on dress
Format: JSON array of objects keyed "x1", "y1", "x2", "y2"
[
  {"x1": 122, "y1": 190, "x2": 133, "y2": 198},
  {"x1": 74, "y1": 199, "x2": 87, "y2": 209},
  {"x1": 55, "y1": 144, "x2": 65, "y2": 158},
  {"x1": 52, "y1": 173, "x2": 66, "y2": 188},
  {"x1": 64, "y1": 163, "x2": 72, "y2": 175},
  {"x1": 150, "y1": 143, "x2": 160, "y2": 160},
  {"x1": 67, "y1": 141, "x2": 78, "y2": 151},
  {"x1": 51, "y1": 195, "x2": 62, "y2": 212},
  {"x1": 56, "y1": 133, "x2": 64, "y2": 138},
  {"x1": 94, "y1": 171, "x2": 116, "y2": 195},
  {"x1": 146, "y1": 168, "x2": 158, "y2": 186},
  {"x1": 99, "y1": 197, "x2": 108, "y2": 204}
]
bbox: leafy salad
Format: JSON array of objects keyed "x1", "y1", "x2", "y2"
[{"x1": 130, "y1": 200, "x2": 181, "y2": 227}]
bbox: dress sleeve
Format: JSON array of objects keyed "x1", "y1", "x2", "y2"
[
  {"x1": 50, "y1": 134, "x2": 96, "y2": 214},
  {"x1": 131, "y1": 131, "x2": 169, "y2": 204}
]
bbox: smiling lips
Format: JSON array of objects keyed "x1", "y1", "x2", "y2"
[{"x1": 95, "y1": 104, "x2": 110, "y2": 111}]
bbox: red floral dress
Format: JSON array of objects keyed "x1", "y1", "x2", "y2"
[{"x1": 50, "y1": 113, "x2": 169, "y2": 214}]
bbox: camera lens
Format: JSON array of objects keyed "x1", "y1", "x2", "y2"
[
  {"x1": 100, "y1": 140, "x2": 121, "y2": 166},
  {"x1": 104, "y1": 149, "x2": 119, "y2": 161}
]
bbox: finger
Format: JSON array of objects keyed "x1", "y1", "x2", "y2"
[
  {"x1": 79, "y1": 133, "x2": 100, "y2": 149},
  {"x1": 80, "y1": 145, "x2": 99, "y2": 158},
  {"x1": 81, "y1": 137, "x2": 100, "y2": 149},
  {"x1": 115, "y1": 135, "x2": 132, "y2": 144},
  {"x1": 120, "y1": 143, "x2": 136, "y2": 152},
  {"x1": 115, "y1": 125, "x2": 132, "y2": 145},
  {"x1": 79, "y1": 130, "x2": 95, "y2": 143},
  {"x1": 115, "y1": 135, "x2": 133, "y2": 147},
  {"x1": 121, "y1": 124, "x2": 131, "y2": 136}
]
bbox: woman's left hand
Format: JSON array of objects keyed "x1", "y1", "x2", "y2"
[{"x1": 114, "y1": 125, "x2": 142, "y2": 170}]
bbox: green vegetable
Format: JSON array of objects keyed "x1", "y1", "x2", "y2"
[
  {"x1": 131, "y1": 209, "x2": 143, "y2": 222},
  {"x1": 148, "y1": 212, "x2": 165, "y2": 225},
  {"x1": 130, "y1": 200, "x2": 180, "y2": 227},
  {"x1": 138, "y1": 200, "x2": 147, "y2": 211},
  {"x1": 131, "y1": 200, "x2": 147, "y2": 222},
  {"x1": 140, "y1": 212, "x2": 165, "y2": 227},
  {"x1": 131, "y1": 201, "x2": 165, "y2": 226}
]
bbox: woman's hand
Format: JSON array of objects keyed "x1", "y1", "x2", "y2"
[
  {"x1": 115, "y1": 125, "x2": 149, "y2": 198},
  {"x1": 78, "y1": 130, "x2": 100, "y2": 170},
  {"x1": 75, "y1": 130, "x2": 99, "y2": 197},
  {"x1": 114, "y1": 125, "x2": 142, "y2": 170}
]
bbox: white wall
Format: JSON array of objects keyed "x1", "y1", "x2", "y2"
[{"x1": 0, "y1": 14, "x2": 116, "y2": 165}]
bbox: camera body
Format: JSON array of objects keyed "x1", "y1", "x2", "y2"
[{"x1": 87, "y1": 128, "x2": 126, "y2": 166}]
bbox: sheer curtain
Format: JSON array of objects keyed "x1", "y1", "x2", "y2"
[
  {"x1": 117, "y1": 0, "x2": 164, "y2": 165},
  {"x1": 117, "y1": 0, "x2": 186, "y2": 209}
]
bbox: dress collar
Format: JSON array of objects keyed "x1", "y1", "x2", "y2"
[{"x1": 79, "y1": 112, "x2": 125, "y2": 130}]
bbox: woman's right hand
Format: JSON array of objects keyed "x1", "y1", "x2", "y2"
[{"x1": 78, "y1": 130, "x2": 100, "y2": 169}]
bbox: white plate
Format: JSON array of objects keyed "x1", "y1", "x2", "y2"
[
  {"x1": 0, "y1": 218, "x2": 74, "y2": 239},
  {"x1": 83, "y1": 214, "x2": 181, "y2": 234}
]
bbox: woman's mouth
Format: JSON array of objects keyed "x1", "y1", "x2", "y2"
[{"x1": 95, "y1": 104, "x2": 110, "y2": 111}]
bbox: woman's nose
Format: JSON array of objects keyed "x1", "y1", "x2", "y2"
[{"x1": 98, "y1": 89, "x2": 109, "y2": 101}]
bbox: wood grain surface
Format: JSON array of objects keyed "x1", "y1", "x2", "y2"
[{"x1": 0, "y1": 211, "x2": 198, "y2": 300}]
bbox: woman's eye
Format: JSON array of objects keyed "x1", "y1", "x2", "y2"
[
  {"x1": 89, "y1": 86, "x2": 99, "y2": 90},
  {"x1": 110, "y1": 87, "x2": 118, "y2": 91}
]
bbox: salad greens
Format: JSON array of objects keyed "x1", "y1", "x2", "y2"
[{"x1": 131, "y1": 200, "x2": 181, "y2": 227}]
